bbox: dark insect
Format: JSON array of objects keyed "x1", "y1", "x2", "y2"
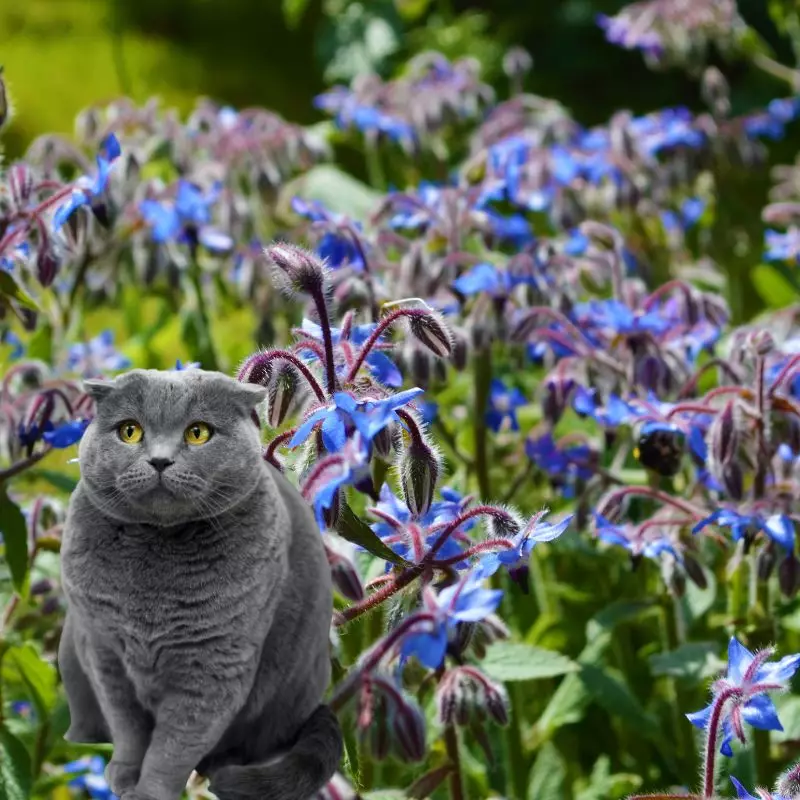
[{"x1": 634, "y1": 422, "x2": 685, "y2": 477}]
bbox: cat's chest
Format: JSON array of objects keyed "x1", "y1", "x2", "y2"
[{"x1": 65, "y1": 520, "x2": 276, "y2": 639}]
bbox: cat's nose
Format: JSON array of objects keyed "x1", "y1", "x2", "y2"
[{"x1": 148, "y1": 457, "x2": 174, "y2": 473}]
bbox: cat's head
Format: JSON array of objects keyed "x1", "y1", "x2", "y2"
[{"x1": 77, "y1": 368, "x2": 268, "y2": 527}]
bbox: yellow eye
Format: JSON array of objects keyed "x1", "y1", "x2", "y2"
[
  {"x1": 185, "y1": 421, "x2": 212, "y2": 445},
  {"x1": 118, "y1": 420, "x2": 144, "y2": 444}
]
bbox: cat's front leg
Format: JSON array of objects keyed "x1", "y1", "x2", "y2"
[
  {"x1": 123, "y1": 685, "x2": 242, "y2": 800},
  {"x1": 84, "y1": 639, "x2": 153, "y2": 795}
]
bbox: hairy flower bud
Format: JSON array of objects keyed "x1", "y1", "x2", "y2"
[
  {"x1": 449, "y1": 326, "x2": 470, "y2": 371},
  {"x1": 683, "y1": 553, "x2": 708, "y2": 590},
  {"x1": 542, "y1": 373, "x2": 576, "y2": 426},
  {"x1": 267, "y1": 363, "x2": 298, "y2": 428},
  {"x1": 408, "y1": 310, "x2": 453, "y2": 358},
  {"x1": 400, "y1": 438, "x2": 440, "y2": 517},
  {"x1": 776, "y1": 761, "x2": 800, "y2": 799},
  {"x1": 710, "y1": 400, "x2": 739, "y2": 467},
  {"x1": 265, "y1": 242, "x2": 327, "y2": 296},
  {"x1": 701, "y1": 66, "x2": 730, "y2": 117},
  {"x1": 30, "y1": 578, "x2": 53, "y2": 596},
  {"x1": 502, "y1": 46, "x2": 533, "y2": 80},
  {"x1": 392, "y1": 697, "x2": 427, "y2": 762},
  {"x1": 324, "y1": 538, "x2": 364, "y2": 602}
]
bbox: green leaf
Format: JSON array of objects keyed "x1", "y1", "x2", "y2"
[
  {"x1": 482, "y1": 642, "x2": 580, "y2": 682},
  {"x1": 25, "y1": 469, "x2": 78, "y2": 495},
  {"x1": 574, "y1": 755, "x2": 642, "y2": 800},
  {"x1": 648, "y1": 641, "x2": 724, "y2": 682},
  {"x1": 5, "y1": 643, "x2": 58, "y2": 719},
  {"x1": 751, "y1": 263, "x2": 800, "y2": 309},
  {"x1": 335, "y1": 502, "x2": 408, "y2": 566},
  {"x1": 0, "y1": 271, "x2": 39, "y2": 311},
  {"x1": 526, "y1": 741, "x2": 567, "y2": 800},
  {"x1": 0, "y1": 487, "x2": 30, "y2": 594},
  {"x1": 535, "y1": 631, "x2": 611, "y2": 736},
  {"x1": 283, "y1": 164, "x2": 383, "y2": 222},
  {"x1": 282, "y1": 0, "x2": 312, "y2": 28},
  {"x1": 0, "y1": 725, "x2": 32, "y2": 800},
  {"x1": 579, "y1": 664, "x2": 659, "y2": 735},
  {"x1": 680, "y1": 562, "x2": 717, "y2": 624},
  {"x1": 25, "y1": 322, "x2": 52, "y2": 363}
]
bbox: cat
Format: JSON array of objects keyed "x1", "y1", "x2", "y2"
[{"x1": 57, "y1": 367, "x2": 343, "y2": 800}]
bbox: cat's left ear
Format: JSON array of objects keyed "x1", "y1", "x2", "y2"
[
  {"x1": 230, "y1": 380, "x2": 268, "y2": 411},
  {"x1": 82, "y1": 377, "x2": 116, "y2": 404}
]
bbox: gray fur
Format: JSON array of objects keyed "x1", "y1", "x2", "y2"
[{"x1": 58, "y1": 368, "x2": 342, "y2": 800}]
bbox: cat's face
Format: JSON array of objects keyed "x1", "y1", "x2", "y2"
[{"x1": 77, "y1": 369, "x2": 268, "y2": 527}]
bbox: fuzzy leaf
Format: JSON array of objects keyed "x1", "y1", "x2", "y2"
[
  {"x1": 482, "y1": 642, "x2": 580, "y2": 682},
  {"x1": 0, "y1": 487, "x2": 29, "y2": 593},
  {"x1": 335, "y1": 502, "x2": 409, "y2": 566},
  {"x1": 0, "y1": 725, "x2": 32, "y2": 800}
]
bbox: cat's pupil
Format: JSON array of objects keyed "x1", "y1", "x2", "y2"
[
  {"x1": 126, "y1": 425, "x2": 134, "y2": 437},
  {"x1": 192, "y1": 426, "x2": 200, "y2": 438}
]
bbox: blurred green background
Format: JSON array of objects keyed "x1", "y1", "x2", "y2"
[{"x1": 2, "y1": 0, "x2": 799, "y2": 321}]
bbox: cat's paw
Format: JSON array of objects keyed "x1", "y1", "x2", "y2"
[{"x1": 105, "y1": 760, "x2": 141, "y2": 795}]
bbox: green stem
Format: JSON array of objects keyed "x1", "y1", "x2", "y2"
[
  {"x1": 472, "y1": 344, "x2": 492, "y2": 501},
  {"x1": 185, "y1": 254, "x2": 219, "y2": 371},
  {"x1": 505, "y1": 682, "x2": 528, "y2": 800},
  {"x1": 444, "y1": 723, "x2": 466, "y2": 800},
  {"x1": 364, "y1": 139, "x2": 387, "y2": 192}
]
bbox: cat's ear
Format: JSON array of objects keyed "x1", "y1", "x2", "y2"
[
  {"x1": 230, "y1": 380, "x2": 268, "y2": 411},
  {"x1": 82, "y1": 378, "x2": 116, "y2": 404}
]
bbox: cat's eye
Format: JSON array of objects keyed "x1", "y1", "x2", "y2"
[
  {"x1": 118, "y1": 420, "x2": 144, "y2": 444},
  {"x1": 184, "y1": 421, "x2": 213, "y2": 446}
]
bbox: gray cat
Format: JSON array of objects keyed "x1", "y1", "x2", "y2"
[{"x1": 58, "y1": 367, "x2": 342, "y2": 800}]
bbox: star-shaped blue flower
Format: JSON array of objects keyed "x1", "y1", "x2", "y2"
[
  {"x1": 487, "y1": 378, "x2": 527, "y2": 432},
  {"x1": 693, "y1": 509, "x2": 795, "y2": 553},
  {"x1": 687, "y1": 636, "x2": 800, "y2": 757},
  {"x1": 290, "y1": 388, "x2": 424, "y2": 453},
  {"x1": 400, "y1": 570, "x2": 504, "y2": 669},
  {"x1": 53, "y1": 134, "x2": 121, "y2": 230}
]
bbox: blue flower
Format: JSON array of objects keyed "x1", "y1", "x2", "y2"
[
  {"x1": 572, "y1": 298, "x2": 671, "y2": 337},
  {"x1": 173, "y1": 359, "x2": 201, "y2": 370},
  {"x1": 594, "y1": 514, "x2": 679, "y2": 561},
  {"x1": 42, "y1": 418, "x2": 90, "y2": 448},
  {"x1": 308, "y1": 438, "x2": 371, "y2": 530},
  {"x1": 564, "y1": 229, "x2": 589, "y2": 255},
  {"x1": 765, "y1": 228, "x2": 800, "y2": 264},
  {"x1": 1, "y1": 329, "x2": 24, "y2": 360},
  {"x1": 290, "y1": 388, "x2": 424, "y2": 453},
  {"x1": 53, "y1": 134, "x2": 121, "y2": 230},
  {"x1": 1, "y1": 241, "x2": 30, "y2": 272},
  {"x1": 63, "y1": 755, "x2": 117, "y2": 800},
  {"x1": 487, "y1": 379, "x2": 526, "y2": 432},
  {"x1": 299, "y1": 318, "x2": 402, "y2": 388},
  {"x1": 730, "y1": 777, "x2": 788, "y2": 800},
  {"x1": 66, "y1": 330, "x2": 131, "y2": 378},
  {"x1": 525, "y1": 432, "x2": 593, "y2": 494},
  {"x1": 290, "y1": 197, "x2": 366, "y2": 270},
  {"x1": 400, "y1": 570, "x2": 503, "y2": 669},
  {"x1": 687, "y1": 637, "x2": 800, "y2": 757},
  {"x1": 693, "y1": 509, "x2": 795, "y2": 553},
  {"x1": 483, "y1": 211, "x2": 533, "y2": 247},
  {"x1": 476, "y1": 512, "x2": 572, "y2": 578},
  {"x1": 139, "y1": 180, "x2": 233, "y2": 253}
]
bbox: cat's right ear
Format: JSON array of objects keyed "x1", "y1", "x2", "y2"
[{"x1": 82, "y1": 378, "x2": 116, "y2": 404}]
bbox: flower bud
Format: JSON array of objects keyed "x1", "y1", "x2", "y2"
[
  {"x1": 484, "y1": 678, "x2": 510, "y2": 726},
  {"x1": 780, "y1": 553, "x2": 800, "y2": 598},
  {"x1": 400, "y1": 439, "x2": 440, "y2": 517},
  {"x1": 710, "y1": 400, "x2": 738, "y2": 466},
  {"x1": 701, "y1": 66, "x2": 730, "y2": 118},
  {"x1": 372, "y1": 425, "x2": 394, "y2": 461},
  {"x1": 449, "y1": 327, "x2": 469, "y2": 371},
  {"x1": 757, "y1": 542, "x2": 777, "y2": 582},
  {"x1": 721, "y1": 462, "x2": 744, "y2": 501},
  {"x1": 392, "y1": 697, "x2": 427, "y2": 762},
  {"x1": 324, "y1": 539, "x2": 364, "y2": 602},
  {"x1": 775, "y1": 761, "x2": 800, "y2": 799},
  {"x1": 237, "y1": 352, "x2": 273, "y2": 387},
  {"x1": 502, "y1": 46, "x2": 533, "y2": 80},
  {"x1": 365, "y1": 691, "x2": 391, "y2": 761},
  {"x1": 542, "y1": 373, "x2": 575, "y2": 426},
  {"x1": 408, "y1": 310, "x2": 453, "y2": 358},
  {"x1": 7, "y1": 164, "x2": 33, "y2": 210},
  {"x1": 36, "y1": 248, "x2": 59, "y2": 288},
  {"x1": 267, "y1": 363, "x2": 298, "y2": 428},
  {"x1": 30, "y1": 578, "x2": 54, "y2": 596},
  {"x1": 683, "y1": 554, "x2": 708, "y2": 589},
  {"x1": 265, "y1": 242, "x2": 327, "y2": 296}
]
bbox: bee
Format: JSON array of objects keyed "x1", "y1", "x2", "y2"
[{"x1": 634, "y1": 421, "x2": 685, "y2": 477}]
